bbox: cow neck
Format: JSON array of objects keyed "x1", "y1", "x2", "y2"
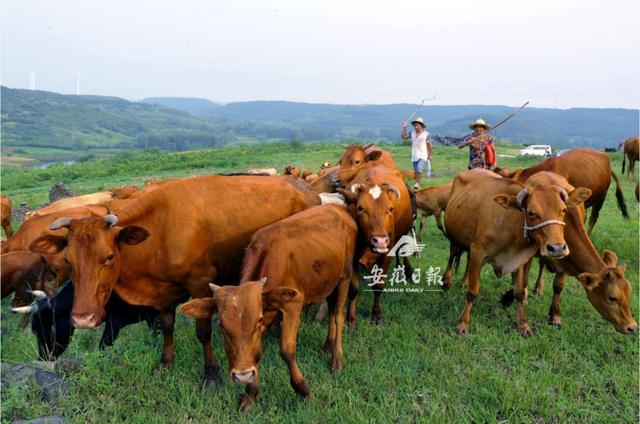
[{"x1": 563, "y1": 208, "x2": 604, "y2": 275}]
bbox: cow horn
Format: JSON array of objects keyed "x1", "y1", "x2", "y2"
[
  {"x1": 104, "y1": 214, "x2": 118, "y2": 227},
  {"x1": 10, "y1": 304, "x2": 36, "y2": 314},
  {"x1": 209, "y1": 283, "x2": 221, "y2": 293},
  {"x1": 351, "y1": 184, "x2": 363, "y2": 194},
  {"x1": 558, "y1": 187, "x2": 569, "y2": 204},
  {"x1": 387, "y1": 185, "x2": 401, "y2": 200},
  {"x1": 50, "y1": 217, "x2": 72, "y2": 231},
  {"x1": 26, "y1": 289, "x2": 48, "y2": 300},
  {"x1": 258, "y1": 277, "x2": 267, "y2": 285},
  {"x1": 516, "y1": 188, "x2": 528, "y2": 210},
  {"x1": 363, "y1": 142, "x2": 374, "y2": 150}
]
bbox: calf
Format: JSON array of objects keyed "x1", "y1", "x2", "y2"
[
  {"x1": 29, "y1": 282, "x2": 162, "y2": 360},
  {"x1": 444, "y1": 169, "x2": 591, "y2": 336},
  {"x1": 415, "y1": 183, "x2": 452, "y2": 238},
  {"x1": 25, "y1": 191, "x2": 116, "y2": 220},
  {"x1": 180, "y1": 204, "x2": 357, "y2": 411}
]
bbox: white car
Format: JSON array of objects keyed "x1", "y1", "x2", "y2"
[{"x1": 518, "y1": 145, "x2": 552, "y2": 157}]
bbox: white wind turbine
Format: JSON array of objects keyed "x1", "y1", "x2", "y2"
[
  {"x1": 28, "y1": 69, "x2": 37, "y2": 90},
  {"x1": 75, "y1": 66, "x2": 87, "y2": 95}
]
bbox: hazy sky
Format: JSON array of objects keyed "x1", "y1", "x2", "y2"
[{"x1": 2, "y1": 0, "x2": 638, "y2": 108}]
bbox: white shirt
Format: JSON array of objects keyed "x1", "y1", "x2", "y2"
[{"x1": 411, "y1": 130, "x2": 430, "y2": 161}]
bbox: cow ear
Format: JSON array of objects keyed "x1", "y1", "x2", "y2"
[
  {"x1": 566, "y1": 187, "x2": 592, "y2": 207},
  {"x1": 578, "y1": 272, "x2": 603, "y2": 291},
  {"x1": 493, "y1": 194, "x2": 517, "y2": 210},
  {"x1": 117, "y1": 226, "x2": 149, "y2": 246},
  {"x1": 366, "y1": 150, "x2": 382, "y2": 162},
  {"x1": 262, "y1": 287, "x2": 301, "y2": 311},
  {"x1": 602, "y1": 250, "x2": 618, "y2": 267},
  {"x1": 179, "y1": 298, "x2": 217, "y2": 319},
  {"x1": 336, "y1": 188, "x2": 358, "y2": 205},
  {"x1": 30, "y1": 235, "x2": 67, "y2": 255}
]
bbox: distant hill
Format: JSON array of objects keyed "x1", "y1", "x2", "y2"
[
  {"x1": 1, "y1": 87, "x2": 229, "y2": 152},
  {"x1": 147, "y1": 97, "x2": 638, "y2": 149},
  {"x1": 140, "y1": 97, "x2": 222, "y2": 117}
]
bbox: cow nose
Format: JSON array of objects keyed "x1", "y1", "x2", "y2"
[
  {"x1": 231, "y1": 368, "x2": 257, "y2": 384},
  {"x1": 72, "y1": 313, "x2": 99, "y2": 329},
  {"x1": 371, "y1": 236, "x2": 390, "y2": 250},
  {"x1": 545, "y1": 243, "x2": 568, "y2": 257},
  {"x1": 626, "y1": 324, "x2": 638, "y2": 334}
]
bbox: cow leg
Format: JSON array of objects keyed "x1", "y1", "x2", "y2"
[
  {"x1": 402, "y1": 256, "x2": 413, "y2": 282},
  {"x1": 328, "y1": 273, "x2": 350, "y2": 370},
  {"x1": 99, "y1": 317, "x2": 120, "y2": 349},
  {"x1": 443, "y1": 243, "x2": 458, "y2": 290},
  {"x1": 196, "y1": 317, "x2": 221, "y2": 388},
  {"x1": 435, "y1": 211, "x2": 444, "y2": 234},
  {"x1": 512, "y1": 267, "x2": 531, "y2": 337},
  {"x1": 158, "y1": 308, "x2": 175, "y2": 368},
  {"x1": 322, "y1": 290, "x2": 338, "y2": 353},
  {"x1": 455, "y1": 249, "x2": 483, "y2": 336},
  {"x1": 460, "y1": 253, "x2": 470, "y2": 288},
  {"x1": 417, "y1": 213, "x2": 426, "y2": 242},
  {"x1": 347, "y1": 270, "x2": 360, "y2": 330},
  {"x1": 587, "y1": 197, "x2": 605, "y2": 234},
  {"x1": 238, "y1": 372, "x2": 260, "y2": 412},
  {"x1": 548, "y1": 273, "x2": 567, "y2": 328},
  {"x1": 279, "y1": 302, "x2": 310, "y2": 398},
  {"x1": 534, "y1": 258, "x2": 545, "y2": 295},
  {"x1": 371, "y1": 256, "x2": 391, "y2": 325},
  {"x1": 2, "y1": 222, "x2": 13, "y2": 238}
]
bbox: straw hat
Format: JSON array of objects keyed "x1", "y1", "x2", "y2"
[
  {"x1": 411, "y1": 117, "x2": 426, "y2": 128},
  {"x1": 469, "y1": 118, "x2": 491, "y2": 130}
]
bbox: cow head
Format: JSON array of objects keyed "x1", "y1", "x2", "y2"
[
  {"x1": 493, "y1": 185, "x2": 591, "y2": 258},
  {"x1": 338, "y1": 183, "x2": 401, "y2": 254},
  {"x1": 29, "y1": 214, "x2": 149, "y2": 328},
  {"x1": 339, "y1": 143, "x2": 379, "y2": 170},
  {"x1": 284, "y1": 165, "x2": 301, "y2": 178},
  {"x1": 180, "y1": 279, "x2": 301, "y2": 385},
  {"x1": 578, "y1": 251, "x2": 637, "y2": 334}
]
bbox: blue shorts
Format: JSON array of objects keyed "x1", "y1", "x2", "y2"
[{"x1": 413, "y1": 159, "x2": 427, "y2": 173}]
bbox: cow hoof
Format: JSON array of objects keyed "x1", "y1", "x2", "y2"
[
  {"x1": 534, "y1": 289, "x2": 544, "y2": 296},
  {"x1": 348, "y1": 321, "x2": 356, "y2": 332},
  {"x1": 204, "y1": 376, "x2": 220, "y2": 389},
  {"x1": 518, "y1": 325, "x2": 532, "y2": 337},
  {"x1": 455, "y1": 324, "x2": 468, "y2": 336},
  {"x1": 295, "y1": 381, "x2": 312, "y2": 399},
  {"x1": 549, "y1": 320, "x2": 562, "y2": 329},
  {"x1": 321, "y1": 343, "x2": 333, "y2": 354},
  {"x1": 370, "y1": 316, "x2": 382, "y2": 325},
  {"x1": 330, "y1": 359, "x2": 343, "y2": 371},
  {"x1": 238, "y1": 395, "x2": 255, "y2": 412}
]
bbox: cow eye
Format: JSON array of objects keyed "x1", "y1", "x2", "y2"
[
  {"x1": 354, "y1": 160, "x2": 361, "y2": 166},
  {"x1": 106, "y1": 254, "x2": 114, "y2": 262},
  {"x1": 257, "y1": 315, "x2": 264, "y2": 323},
  {"x1": 528, "y1": 211, "x2": 536, "y2": 218},
  {"x1": 608, "y1": 296, "x2": 618, "y2": 303},
  {"x1": 388, "y1": 206, "x2": 395, "y2": 213},
  {"x1": 357, "y1": 206, "x2": 364, "y2": 213}
]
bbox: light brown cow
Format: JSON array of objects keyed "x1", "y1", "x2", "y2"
[
  {"x1": 495, "y1": 148, "x2": 628, "y2": 233},
  {"x1": 29, "y1": 175, "x2": 321, "y2": 386},
  {"x1": 338, "y1": 164, "x2": 414, "y2": 325},
  {"x1": 443, "y1": 169, "x2": 591, "y2": 336},
  {"x1": 105, "y1": 185, "x2": 139, "y2": 199},
  {"x1": 1, "y1": 195, "x2": 13, "y2": 238},
  {"x1": 620, "y1": 136, "x2": 639, "y2": 179},
  {"x1": 283, "y1": 166, "x2": 301, "y2": 178},
  {"x1": 180, "y1": 204, "x2": 357, "y2": 411},
  {"x1": 502, "y1": 173, "x2": 637, "y2": 334},
  {"x1": 247, "y1": 168, "x2": 278, "y2": 176},
  {"x1": 25, "y1": 191, "x2": 116, "y2": 220},
  {"x1": 415, "y1": 184, "x2": 452, "y2": 238}
]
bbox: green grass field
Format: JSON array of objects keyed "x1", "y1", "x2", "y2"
[{"x1": 1, "y1": 142, "x2": 638, "y2": 423}]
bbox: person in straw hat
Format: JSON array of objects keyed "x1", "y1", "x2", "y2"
[
  {"x1": 458, "y1": 118, "x2": 495, "y2": 170},
  {"x1": 401, "y1": 116, "x2": 432, "y2": 191}
]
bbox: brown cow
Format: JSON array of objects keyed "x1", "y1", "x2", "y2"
[
  {"x1": 29, "y1": 175, "x2": 321, "y2": 386},
  {"x1": 283, "y1": 166, "x2": 301, "y2": 178},
  {"x1": 105, "y1": 185, "x2": 139, "y2": 199},
  {"x1": 1, "y1": 251, "x2": 63, "y2": 327},
  {"x1": 180, "y1": 204, "x2": 357, "y2": 411},
  {"x1": 443, "y1": 169, "x2": 591, "y2": 336},
  {"x1": 502, "y1": 173, "x2": 637, "y2": 334},
  {"x1": 25, "y1": 191, "x2": 116, "y2": 220},
  {"x1": 620, "y1": 136, "x2": 639, "y2": 179},
  {"x1": 338, "y1": 165, "x2": 414, "y2": 325},
  {"x1": 1, "y1": 195, "x2": 13, "y2": 238},
  {"x1": 495, "y1": 148, "x2": 628, "y2": 233},
  {"x1": 247, "y1": 167, "x2": 278, "y2": 176},
  {"x1": 415, "y1": 184, "x2": 452, "y2": 238}
]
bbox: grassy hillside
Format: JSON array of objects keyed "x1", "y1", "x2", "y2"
[
  {"x1": 1, "y1": 142, "x2": 638, "y2": 423},
  {"x1": 0, "y1": 87, "x2": 228, "y2": 152}
]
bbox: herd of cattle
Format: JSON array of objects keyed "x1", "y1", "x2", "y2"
[{"x1": 1, "y1": 138, "x2": 638, "y2": 411}]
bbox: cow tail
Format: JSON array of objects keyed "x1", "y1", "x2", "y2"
[
  {"x1": 406, "y1": 184, "x2": 417, "y2": 220},
  {"x1": 611, "y1": 171, "x2": 629, "y2": 219},
  {"x1": 622, "y1": 154, "x2": 626, "y2": 175}
]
